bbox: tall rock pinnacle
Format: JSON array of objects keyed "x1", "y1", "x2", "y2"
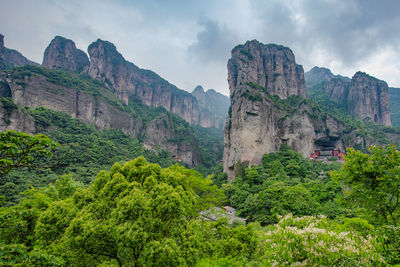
[
  {"x1": 348, "y1": 72, "x2": 391, "y2": 126},
  {"x1": 87, "y1": 39, "x2": 200, "y2": 124},
  {"x1": 228, "y1": 40, "x2": 306, "y2": 99},
  {"x1": 223, "y1": 40, "x2": 346, "y2": 180},
  {"x1": 42, "y1": 36, "x2": 89, "y2": 73}
]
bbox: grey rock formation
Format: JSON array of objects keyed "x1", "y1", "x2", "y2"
[
  {"x1": 223, "y1": 41, "x2": 349, "y2": 180},
  {"x1": 42, "y1": 36, "x2": 89, "y2": 72},
  {"x1": 305, "y1": 67, "x2": 392, "y2": 126},
  {"x1": 227, "y1": 40, "x2": 306, "y2": 99},
  {"x1": 87, "y1": 39, "x2": 200, "y2": 125},
  {"x1": 191, "y1": 85, "x2": 229, "y2": 129},
  {"x1": 348, "y1": 72, "x2": 391, "y2": 126},
  {"x1": 5, "y1": 70, "x2": 143, "y2": 137},
  {"x1": 0, "y1": 99, "x2": 35, "y2": 133},
  {"x1": 323, "y1": 78, "x2": 350, "y2": 104},
  {"x1": 143, "y1": 114, "x2": 201, "y2": 165},
  {"x1": 1, "y1": 68, "x2": 201, "y2": 166},
  {"x1": 305, "y1": 66, "x2": 350, "y2": 88},
  {"x1": 0, "y1": 33, "x2": 39, "y2": 68}
]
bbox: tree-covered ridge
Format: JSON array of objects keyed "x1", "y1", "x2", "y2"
[
  {"x1": 1, "y1": 154, "x2": 392, "y2": 266},
  {"x1": 1, "y1": 99, "x2": 224, "y2": 206},
  {"x1": 224, "y1": 145, "x2": 344, "y2": 225},
  {"x1": 1, "y1": 106, "x2": 175, "y2": 206},
  {"x1": 2, "y1": 130, "x2": 400, "y2": 265},
  {"x1": 0, "y1": 157, "x2": 254, "y2": 266}
]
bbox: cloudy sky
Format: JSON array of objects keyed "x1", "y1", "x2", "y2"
[{"x1": 2, "y1": 0, "x2": 400, "y2": 95}]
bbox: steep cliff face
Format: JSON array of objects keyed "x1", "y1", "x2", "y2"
[
  {"x1": 223, "y1": 41, "x2": 348, "y2": 180},
  {"x1": 191, "y1": 85, "x2": 229, "y2": 129},
  {"x1": 306, "y1": 67, "x2": 392, "y2": 126},
  {"x1": 323, "y1": 78, "x2": 350, "y2": 104},
  {"x1": 42, "y1": 36, "x2": 89, "y2": 72},
  {"x1": 87, "y1": 39, "x2": 200, "y2": 125},
  {"x1": 0, "y1": 98, "x2": 35, "y2": 133},
  {"x1": 228, "y1": 40, "x2": 306, "y2": 99},
  {"x1": 348, "y1": 72, "x2": 391, "y2": 126},
  {"x1": 5, "y1": 70, "x2": 142, "y2": 137},
  {"x1": 143, "y1": 114, "x2": 201, "y2": 165},
  {"x1": 0, "y1": 33, "x2": 39, "y2": 68},
  {"x1": 0, "y1": 66, "x2": 202, "y2": 166}
]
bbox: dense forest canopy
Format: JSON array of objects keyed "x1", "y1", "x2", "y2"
[{"x1": 1, "y1": 130, "x2": 399, "y2": 266}]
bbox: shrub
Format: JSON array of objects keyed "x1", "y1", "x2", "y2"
[{"x1": 255, "y1": 214, "x2": 385, "y2": 266}]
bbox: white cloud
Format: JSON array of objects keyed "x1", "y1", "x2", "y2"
[{"x1": 1, "y1": 0, "x2": 400, "y2": 95}]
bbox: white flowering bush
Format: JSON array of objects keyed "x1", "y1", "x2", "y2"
[{"x1": 255, "y1": 214, "x2": 385, "y2": 266}]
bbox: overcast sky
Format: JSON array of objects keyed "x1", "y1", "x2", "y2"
[{"x1": 2, "y1": 0, "x2": 400, "y2": 95}]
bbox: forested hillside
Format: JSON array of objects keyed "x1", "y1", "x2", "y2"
[{"x1": 0, "y1": 26, "x2": 400, "y2": 266}]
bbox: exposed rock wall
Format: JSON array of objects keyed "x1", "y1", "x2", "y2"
[
  {"x1": 348, "y1": 72, "x2": 391, "y2": 126},
  {"x1": 228, "y1": 40, "x2": 306, "y2": 99},
  {"x1": 1, "y1": 69, "x2": 201, "y2": 166},
  {"x1": 87, "y1": 39, "x2": 200, "y2": 124},
  {"x1": 0, "y1": 100, "x2": 35, "y2": 133},
  {"x1": 0, "y1": 33, "x2": 39, "y2": 68},
  {"x1": 6, "y1": 71, "x2": 143, "y2": 137},
  {"x1": 143, "y1": 114, "x2": 201, "y2": 165},
  {"x1": 324, "y1": 78, "x2": 350, "y2": 104},
  {"x1": 223, "y1": 40, "x2": 348, "y2": 180},
  {"x1": 40, "y1": 35, "x2": 226, "y2": 129},
  {"x1": 305, "y1": 67, "x2": 392, "y2": 126},
  {"x1": 42, "y1": 36, "x2": 89, "y2": 72},
  {"x1": 191, "y1": 85, "x2": 229, "y2": 129},
  {"x1": 305, "y1": 66, "x2": 350, "y2": 88}
]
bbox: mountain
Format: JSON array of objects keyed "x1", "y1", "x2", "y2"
[
  {"x1": 223, "y1": 40, "x2": 400, "y2": 180},
  {"x1": 86, "y1": 39, "x2": 201, "y2": 125},
  {"x1": 191, "y1": 85, "x2": 229, "y2": 128},
  {"x1": 0, "y1": 33, "x2": 39, "y2": 68},
  {"x1": 305, "y1": 66, "x2": 350, "y2": 88},
  {"x1": 224, "y1": 40, "x2": 346, "y2": 179},
  {"x1": 389, "y1": 87, "x2": 400, "y2": 127},
  {"x1": 0, "y1": 63, "x2": 204, "y2": 166},
  {"x1": 307, "y1": 68, "x2": 392, "y2": 126},
  {"x1": 42, "y1": 36, "x2": 89, "y2": 73},
  {"x1": 348, "y1": 72, "x2": 391, "y2": 126},
  {"x1": 39, "y1": 35, "x2": 227, "y2": 129},
  {"x1": 0, "y1": 33, "x2": 235, "y2": 166}
]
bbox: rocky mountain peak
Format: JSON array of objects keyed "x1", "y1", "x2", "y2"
[
  {"x1": 305, "y1": 66, "x2": 350, "y2": 88},
  {"x1": 224, "y1": 41, "x2": 350, "y2": 180},
  {"x1": 87, "y1": 39, "x2": 134, "y2": 105},
  {"x1": 87, "y1": 38, "x2": 202, "y2": 125},
  {"x1": 191, "y1": 85, "x2": 229, "y2": 129},
  {"x1": 348, "y1": 71, "x2": 391, "y2": 126},
  {"x1": 87, "y1": 39, "x2": 125, "y2": 66},
  {"x1": 0, "y1": 34, "x2": 39, "y2": 68},
  {"x1": 228, "y1": 40, "x2": 306, "y2": 99},
  {"x1": 43, "y1": 36, "x2": 89, "y2": 73},
  {"x1": 192, "y1": 85, "x2": 205, "y2": 94},
  {"x1": 305, "y1": 67, "x2": 391, "y2": 126},
  {"x1": 305, "y1": 66, "x2": 335, "y2": 88}
]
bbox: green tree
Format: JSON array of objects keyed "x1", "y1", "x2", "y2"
[
  {"x1": 0, "y1": 130, "x2": 58, "y2": 177},
  {"x1": 32, "y1": 157, "x2": 254, "y2": 266},
  {"x1": 332, "y1": 145, "x2": 400, "y2": 225}
]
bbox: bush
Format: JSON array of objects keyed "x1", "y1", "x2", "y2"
[{"x1": 255, "y1": 214, "x2": 385, "y2": 266}]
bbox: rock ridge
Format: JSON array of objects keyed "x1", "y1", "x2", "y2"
[
  {"x1": 306, "y1": 67, "x2": 391, "y2": 126},
  {"x1": 42, "y1": 36, "x2": 89, "y2": 73},
  {"x1": 0, "y1": 33, "x2": 39, "y2": 68}
]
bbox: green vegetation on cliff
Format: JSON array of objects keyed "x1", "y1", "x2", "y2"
[{"x1": 1, "y1": 106, "x2": 175, "y2": 206}]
